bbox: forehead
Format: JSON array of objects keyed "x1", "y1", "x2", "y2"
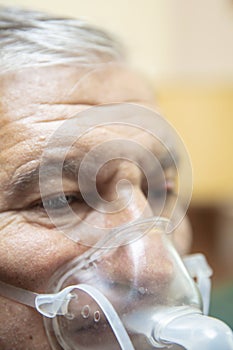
[
  {"x1": 0, "y1": 64, "x2": 154, "y2": 125},
  {"x1": 0, "y1": 63, "x2": 154, "y2": 158},
  {"x1": 0, "y1": 64, "x2": 167, "y2": 191}
]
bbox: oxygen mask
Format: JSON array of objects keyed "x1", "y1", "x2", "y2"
[{"x1": 1, "y1": 217, "x2": 233, "y2": 350}]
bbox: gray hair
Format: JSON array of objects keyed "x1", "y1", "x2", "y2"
[{"x1": 0, "y1": 6, "x2": 125, "y2": 73}]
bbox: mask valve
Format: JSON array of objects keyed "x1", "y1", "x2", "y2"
[{"x1": 153, "y1": 306, "x2": 233, "y2": 350}]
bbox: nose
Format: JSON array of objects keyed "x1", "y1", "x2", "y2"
[
  {"x1": 73, "y1": 162, "x2": 174, "y2": 290},
  {"x1": 91, "y1": 165, "x2": 174, "y2": 291},
  {"x1": 93, "y1": 188, "x2": 174, "y2": 295},
  {"x1": 96, "y1": 220, "x2": 174, "y2": 294},
  {"x1": 103, "y1": 185, "x2": 154, "y2": 229}
]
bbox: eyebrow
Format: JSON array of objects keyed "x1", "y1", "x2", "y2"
[{"x1": 6, "y1": 159, "x2": 80, "y2": 198}]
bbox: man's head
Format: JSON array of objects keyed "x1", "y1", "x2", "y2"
[{"x1": 0, "y1": 7, "x2": 192, "y2": 350}]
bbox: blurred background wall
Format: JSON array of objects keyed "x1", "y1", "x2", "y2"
[{"x1": 1, "y1": 0, "x2": 233, "y2": 326}]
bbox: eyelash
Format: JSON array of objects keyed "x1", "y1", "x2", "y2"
[
  {"x1": 150, "y1": 187, "x2": 175, "y2": 199},
  {"x1": 142, "y1": 178, "x2": 176, "y2": 198},
  {"x1": 32, "y1": 193, "x2": 83, "y2": 211}
]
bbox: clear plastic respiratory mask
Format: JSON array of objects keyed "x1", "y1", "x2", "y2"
[
  {"x1": 0, "y1": 217, "x2": 233, "y2": 350},
  {"x1": 0, "y1": 104, "x2": 233, "y2": 349}
]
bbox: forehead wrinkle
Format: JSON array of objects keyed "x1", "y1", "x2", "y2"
[{"x1": 1, "y1": 108, "x2": 82, "y2": 126}]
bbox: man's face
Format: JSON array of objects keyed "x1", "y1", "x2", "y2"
[{"x1": 0, "y1": 64, "x2": 192, "y2": 349}]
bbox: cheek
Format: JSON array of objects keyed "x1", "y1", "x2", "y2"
[
  {"x1": 0, "y1": 212, "x2": 86, "y2": 292},
  {"x1": 0, "y1": 296, "x2": 51, "y2": 350}
]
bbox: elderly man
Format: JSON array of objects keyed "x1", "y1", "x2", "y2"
[{"x1": 1, "y1": 6, "x2": 232, "y2": 350}]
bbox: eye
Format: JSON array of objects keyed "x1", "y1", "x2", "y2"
[
  {"x1": 44, "y1": 194, "x2": 77, "y2": 209},
  {"x1": 141, "y1": 176, "x2": 176, "y2": 201},
  {"x1": 151, "y1": 185, "x2": 176, "y2": 200},
  {"x1": 32, "y1": 193, "x2": 83, "y2": 211},
  {"x1": 24, "y1": 192, "x2": 91, "y2": 229}
]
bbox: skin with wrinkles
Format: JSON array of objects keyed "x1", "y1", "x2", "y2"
[{"x1": 0, "y1": 63, "x2": 192, "y2": 350}]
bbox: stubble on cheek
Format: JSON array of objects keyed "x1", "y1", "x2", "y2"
[{"x1": 0, "y1": 296, "x2": 51, "y2": 350}]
